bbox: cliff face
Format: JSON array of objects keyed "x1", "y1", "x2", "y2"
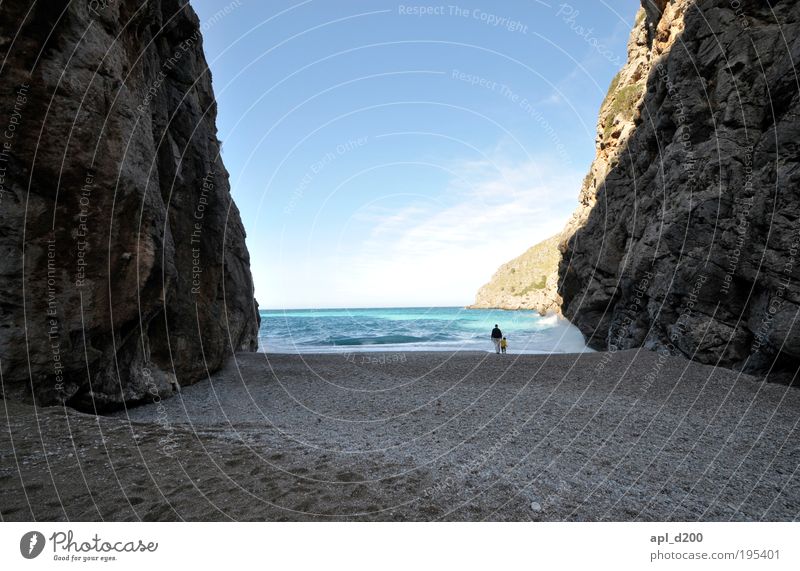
[
  {"x1": 559, "y1": 0, "x2": 800, "y2": 377},
  {"x1": 469, "y1": 235, "x2": 562, "y2": 314},
  {"x1": 0, "y1": 0, "x2": 259, "y2": 410}
]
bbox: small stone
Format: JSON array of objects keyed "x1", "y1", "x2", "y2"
[{"x1": 530, "y1": 501, "x2": 542, "y2": 512}]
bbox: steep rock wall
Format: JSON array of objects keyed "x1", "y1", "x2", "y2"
[
  {"x1": 0, "y1": 0, "x2": 259, "y2": 410},
  {"x1": 559, "y1": 0, "x2": 800, "y2": 378}
]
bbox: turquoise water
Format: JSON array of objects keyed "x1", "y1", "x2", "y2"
[{"x1": 258, "y1": 307, "x2": 591, "y2": 354}]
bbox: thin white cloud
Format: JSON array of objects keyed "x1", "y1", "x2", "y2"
[{"x1": 332, "y1": 153, "x2": 582, "y2": 306}]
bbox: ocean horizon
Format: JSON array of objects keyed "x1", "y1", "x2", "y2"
[{"x1": 258, "y1": 306, "x2": 591, "y2": 355}]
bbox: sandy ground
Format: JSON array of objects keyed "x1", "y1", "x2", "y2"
[{"x1": 1, "y1": 349, "x2": 799, "y2": 521}]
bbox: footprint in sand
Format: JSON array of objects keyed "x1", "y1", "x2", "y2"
[
  {"x1": 349, "y1": 485, "x2": 368, "y2": 498},
  {"x1": 419, "y1": 505, "x2": 441, "y2": 517},
  {"x1": 1, "y1": 505, "x2": 22, "y2": 517},
  {"x1": 225, "y1": 457, "x2": 244, "y2": 468},
  {"x1": 293, "y1": 499, "x2": 315, "y2": 512},
  {"x1": 23, "y1": 482, "x2": 44, "y2": 492},
  {"x1": 142, "y1": 503, "x2": 177, "y2": 521}
]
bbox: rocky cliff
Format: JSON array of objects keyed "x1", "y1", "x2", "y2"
[
  {"x1": 469, "y1": 234, "x2": 562, "y2": 314},
  {"x1": 0, "y1": 0, "x2": 259, "y2": 410},
  {"x1": 559, "y1": 0, "x2": 800, "y2": 378}
]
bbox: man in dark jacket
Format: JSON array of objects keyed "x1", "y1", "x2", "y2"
[{"x1": 491, "y1": 324, "x2": 503, "y2": 354}]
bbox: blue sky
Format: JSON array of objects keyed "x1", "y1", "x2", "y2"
[{"x1": 192, "y1": 0, "x2": 639, "y2": 308}]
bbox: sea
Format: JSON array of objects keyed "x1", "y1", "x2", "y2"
[{"x1": 258, "y1": 307, "x2": 591, "y2": 354}]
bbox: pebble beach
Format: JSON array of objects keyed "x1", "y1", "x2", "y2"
[{"x1": 2, "y1": 350, "x2": 798, "y2": 521}]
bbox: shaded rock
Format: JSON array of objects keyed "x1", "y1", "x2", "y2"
[
  {"x1": 0, "y1": 0, "x2": 259, "y2": 410},
  {"x1": 559, "y1": 0, "x2": 800, "y2": 377}
]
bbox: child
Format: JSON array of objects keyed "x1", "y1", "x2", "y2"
[{"x1": 500, "y1": 336, "x2": 508, "y2": 354}]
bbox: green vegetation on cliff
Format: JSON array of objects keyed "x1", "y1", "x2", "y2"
[
  {"x1": 470, "y1": 234, "x2": 562, "y2": 313},
  {"x1": 602, "y1": 82, "x2": 644, "y2": 139}
]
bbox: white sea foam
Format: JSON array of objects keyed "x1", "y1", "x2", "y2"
[{"x1": 259, "y1": 307, "x2": 592, "y2": 355}]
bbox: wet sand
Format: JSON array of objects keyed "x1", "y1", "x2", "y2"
[{"x1": 1, "y1": 350, "x2": 799, "y2": 521}]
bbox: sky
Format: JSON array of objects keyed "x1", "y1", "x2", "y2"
[{"x1": 191, "y1": 0, "x2": 640, "y2": 309}]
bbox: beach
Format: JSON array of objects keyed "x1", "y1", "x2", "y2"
[{"x1": 1, "y1": 350, "x2": 798, "y2": 521}]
